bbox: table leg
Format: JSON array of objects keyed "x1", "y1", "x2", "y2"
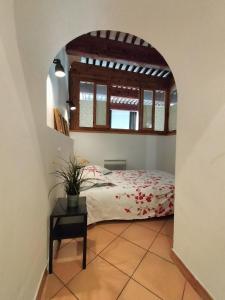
[
  {"x1": 49, "y1": 217, "x2": 53, "y2": 273},
  {"x1": 82, "y1": 214, "x2": 87, "y2": 269}
]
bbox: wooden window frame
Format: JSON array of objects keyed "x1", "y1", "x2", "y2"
[
  {"x1": 167, "y1": 83, "x2": 177, "y2": 135},
  {"x1": 69, "y1": 62, "x2": 176, "y2": 135}
]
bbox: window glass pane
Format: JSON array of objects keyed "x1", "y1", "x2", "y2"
[
  {"x1": 79, "y1": 81, "x2": 94, "y2": 127},
  {"x1": 169, "y1": 89, "x2": 177, "y2": 131},
  {"x1": 96, "y1": 84, "x2": 107, "y2": 126},
  {"x1": 111, "y1": 110, "x2": 130, "y2": 129},
  {"x1": 110, "y1": 94, "x2": 139, "y2": 130},
  {"x1": 143, "y1": 90, "x2": 153, "y2": 129},
  {"x1": 154, "y1": 90, "x2": 165, "y2": 131},
  {"x1": 110, "y1": 110, "x2": 139, "y2": 130}
]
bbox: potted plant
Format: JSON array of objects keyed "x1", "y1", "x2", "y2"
[{"x1": 50, "y1": 156, "x2": 90, "y2": 208}]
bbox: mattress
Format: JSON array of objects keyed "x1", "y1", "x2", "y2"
[{"x1": 81, "y1": 166, "x2": 175, "y2": 225}]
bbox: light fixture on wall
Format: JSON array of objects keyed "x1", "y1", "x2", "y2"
[
  {"x1": 66, "y1": 100, "x2": 76, "y2": 111},
  {"x1": 53, "y1": 59, "x2": 66, "y2": 77}
]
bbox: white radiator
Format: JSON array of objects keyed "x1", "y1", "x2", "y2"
[{"x1": 104, "y1": 159, "x2": 126, "y2": 170}]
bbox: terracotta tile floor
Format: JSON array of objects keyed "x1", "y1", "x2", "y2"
[{"x1": 41, "y1": 217, "x2": 203, "y2": 299}]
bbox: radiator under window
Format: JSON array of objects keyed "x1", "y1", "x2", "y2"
[{"x1": 104, "y1": 159, "x2": 126, "y2": 170}]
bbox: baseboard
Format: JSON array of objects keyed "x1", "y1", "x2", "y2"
[
  {"x1": 34, "y1": 240, "x2": 59, "y2": 300},
  {"x1": 171, "y1": 249, "x2": 213, "y2": 300},
  {"x1": 35, "y1": 266, "x2": 48, "y2": 300}
]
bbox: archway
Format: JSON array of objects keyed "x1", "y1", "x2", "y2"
[
  {"x1": 47, "y1": 30, "x2": 177, "y2": 175},
  {"x1": 46, "y1": 29, "x2": 177, "y2": 217}
]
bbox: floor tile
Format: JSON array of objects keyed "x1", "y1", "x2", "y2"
[
  {"x1": 118, "y1": 279, "x2": 160, "y2": 300},
  {"x1": 133, "y1": 252, "x2": 185, "y2": 300},
  {"x1": 40, "y1": 274, "x2": 63, "y2": 300},
  {"x1": 60, "y1": 239, "x2": 73, "y2": 248},
  {"x1": 183, "y1": 282, "x2": 203, "y2": 300},
  {"x1": 121, "y1": 223, "x2": 157, "y2": 249},
  {"x1": 67, "y1": 256, "x2": 129, "y2": 300},
  {"x1": 99, "y1": 221, "x2": 131, "y2": 235},
  {"x1": 136, "y1": 218, "x2": 167, "y2": 232},
  {"x1": 149, "y1": 233, "x2": 173, "y2": 262},
  {"x1": 160, "y1": 218, "x2": 174, "y2": 237},
  {"x1": 100, "y1": 237, "x2": 146, "y2": 276},
  {"x1": 52, "y1": 287, "x2": 77, "y2": 299},
  {"x1": 87, "y1": 226, "x2": 116, "y2": 254},
  {"x1": 53, "y1": 240, "x2": 96, "y2": 284}
]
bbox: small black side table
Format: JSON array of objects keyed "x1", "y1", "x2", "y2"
[{"x1": 49, "y1": 197, "x2": 87, "y2": 274}]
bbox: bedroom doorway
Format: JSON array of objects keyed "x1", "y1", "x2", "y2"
[
  {"x1": 44, "y1": 30, "x2": 178, "y2": 298},
  {"x1": 46, "y1": 29, "x2": 177, "y2": 220}
]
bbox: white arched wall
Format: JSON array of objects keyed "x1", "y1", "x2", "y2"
[{"x1": 0, "y1": 0, "x2": 224, "y2": 299}]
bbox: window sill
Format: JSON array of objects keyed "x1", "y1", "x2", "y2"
[{"x1": 70, "y1": 128, "x2": 176, "y2": 136}]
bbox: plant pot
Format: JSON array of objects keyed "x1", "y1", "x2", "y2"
[{"x1": 67, "y1": 194, "x2": 79, "y2": 209}]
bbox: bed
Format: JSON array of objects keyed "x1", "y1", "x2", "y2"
[{"x1": 81, "y1": 165, "x2": 175, "y2": 225}]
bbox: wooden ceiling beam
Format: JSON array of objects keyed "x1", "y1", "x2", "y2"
[
  {"x1": 131, "y1": 35, "x2": 137, "y2": 44},
  {"x1": 66, "y1": 35, "x2": 169, "y2": 69},
  {"x1": 140, "y1": 39, "x2": 145, "y2": 46},
  {"x1": 115, "y1": 31, "x2": 120, "y2": 41},
  {"x1": 137, "y1": 66, "x2": 143, "y2": 73},
  {"x1": 70, "y1": 62, "x2": 170, "y2": 89},
  {"x1": 123, "y1": 33, "x2": 129, "y2": 43},
  {"x1": 119, "y1": 63, "x2": 123, "y2": 70},
  {"x1": 106, "y1": 30, "x2": 110, "y2": 39}
]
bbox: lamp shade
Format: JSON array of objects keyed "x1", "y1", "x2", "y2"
[
  {"x1": 66, "y1": 100, "x2": 76, "y2": 111},
  {"x1": 53, "y1": 59, "x2": 65, "y2": 77}
]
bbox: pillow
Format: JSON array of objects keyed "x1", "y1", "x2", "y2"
[
  {"x1": 83, "y1": 165, "x2": 112, "y2": 177},
  {"x1": 82, "y1": 165, "x2": 104, "y2": 179},
  {"x1": 81, "y1": 165, "x2": 115, "y2": 191},
  {"x1": 102, "y1": 168, "x2": 112, "y2": 175}
]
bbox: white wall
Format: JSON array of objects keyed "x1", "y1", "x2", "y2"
[
  {"x1": 0, "y1": 2, "x2": 73, "y2": 300},
  {"x1": 71, "y1": 132, "x2": 147, "y2": 170},
  {"x1": 47, "y1": 47, "x2": 69, "y2": 128},
  {"x1": 71, "y1": 132, "x2": 176, "y2": 173},
  {"x1": 156, "y1": 135, "x2": 176, "y2": 174},
  {"x1": 0, "y1": 0, "x2": 223, "y2": 299}
]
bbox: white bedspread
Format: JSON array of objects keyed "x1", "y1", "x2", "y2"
[{"x1": 81, "y1": 167, "x2": 175, "y2": 225}]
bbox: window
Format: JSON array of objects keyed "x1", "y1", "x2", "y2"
[
  {"x1": 79, "y1": 81, "x2": 94, "y2": 127},
  {"x1": 111, "y1": 110, "x2": 138, "y2": 130},
  {"x1": 96, "y1": 84, "x2": 107, "y2": 126},
  {"x1": 110, "y1": 92, "x2": 139, "y2": 130},
  {"x1": 111, "y1": 110, "x2": 130, "y2": 129},
  {"x1": 74, "y1": 80, "x2": 175, "y2": 135},
  {"x1": 143, "y1": 90, "x2": 153, "y2": 129},
  {"x1": 154, "y1": 90, "x2": 165, "y2": 131},
  {"x1": 169, "y1": 89, "x2": 177, "y2": 131}
]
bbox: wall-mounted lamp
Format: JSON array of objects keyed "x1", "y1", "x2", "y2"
[
  {"x1": 53, "y1": 59, "x2": 66, "y2": 77},
  {"x1": 66, "y1": 100, "x2": 76, "y2": 111}
]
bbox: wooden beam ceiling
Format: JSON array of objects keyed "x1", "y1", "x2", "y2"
[
  {"x1": 70, "y1": 62, "x2": 169, "y2": 89},
  {"x1": 66, "y1": 34, "x2": 169, "y2": 70}
]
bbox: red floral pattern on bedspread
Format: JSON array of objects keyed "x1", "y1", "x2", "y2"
[{"x1": 114, "y1": 170, "x2": 174, "y2": 217}]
